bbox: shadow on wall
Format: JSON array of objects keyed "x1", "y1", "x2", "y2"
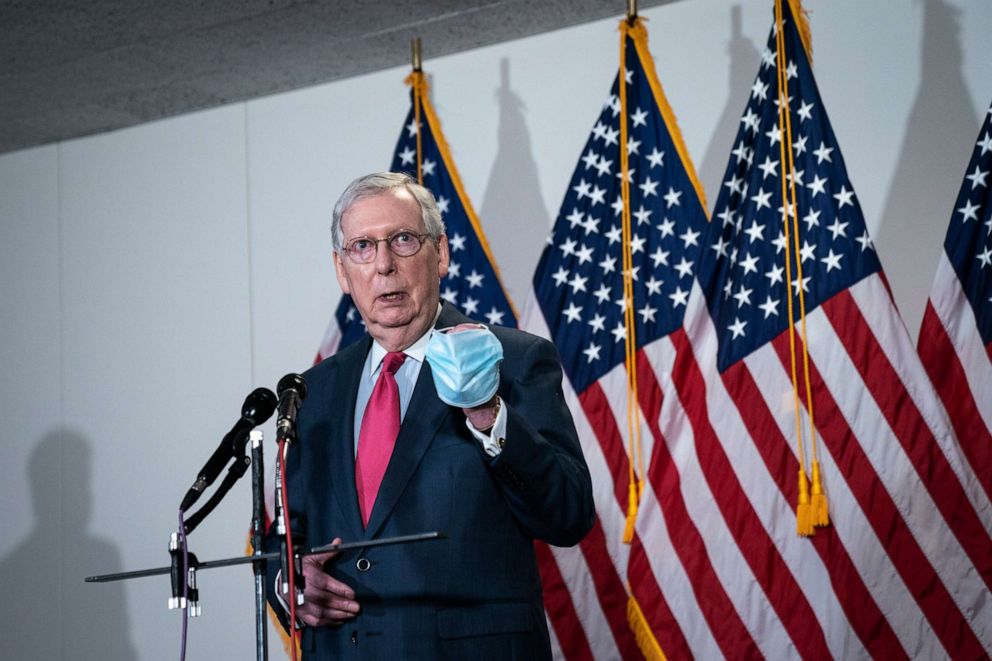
[
  {"x1": 697, "y1": 4, "x2": 761, "y2": 208},
  {"x1": 0, "y1": 430, "x2": 138, "y2": 660},
  {"x1": 479, "y1": 58, "x2": 552, "y2": 311},
  {"x1": 875, "y1": 0, "x2": 979, "y2": 341}
]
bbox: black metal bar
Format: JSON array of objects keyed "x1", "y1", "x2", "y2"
[{"x1": 85, "y1": 531, "x2": 444, "y2": 583}]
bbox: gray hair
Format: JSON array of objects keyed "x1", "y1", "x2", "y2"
[{"x1": 331, "y1": 171, "x2": 445, "y2": 251}]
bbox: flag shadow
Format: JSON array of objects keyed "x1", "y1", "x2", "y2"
[
  {"x1": 875, "y1": 0, "x2": 980, "y2": 341},
  {"x1": 479, "y1": 58, "x2": 552, "y2": 309},
  {"x1": 697, "y1": 4, "x2": 762, "y2": 207}
]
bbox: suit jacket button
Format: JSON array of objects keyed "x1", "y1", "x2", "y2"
[{"x1": 356, "y1": 557, "x2": 371, "y2": 572}]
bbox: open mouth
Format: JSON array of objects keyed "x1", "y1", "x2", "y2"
[{"x1": 378, "y1": 291, "x2": 406, "y2": 303}]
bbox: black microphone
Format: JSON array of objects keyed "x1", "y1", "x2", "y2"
[
  {"x1": 275, "y1": 373, "x2": 308, "y2": 444},
  {"x1": 180, "y1": 387, "x2": 278, "y2": 512}
]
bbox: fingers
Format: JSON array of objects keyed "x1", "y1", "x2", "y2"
[
  {"x1": 305, "y1": 536, "x2": 343, "y2": 565},
  {"x1": 296, "y1": 538, "x2": 360, "y2": 627},
  {"x1": 296, "y1": 589, "x2": 359, "y2": 627},
  {"x1": 464, "y1": 395, "x2": 500, "y2": 430},
  {"x1": 302, "y1": 561, "x2": 356, "y2": 601},
  {"x1": 448, "y1": 322, "x2": 486, "y2": 333}
]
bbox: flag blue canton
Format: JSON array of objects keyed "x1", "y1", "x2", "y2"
[
  {"x1": 331, "y1": 90, "x2": 517, "y2": 352},
  {"x1": 944, "y1": 101, "x2": 992, "y2": 346},
  {"x1": 332, "y1": 293, "x2": 368, "y2": 351},
  {"x1": 391, "y1": 102, "x2": 517, "y2": 329},
  {"x1": 531, "y1": 36, "x2": 708, "y2": 393},
  {"x1": 702, "y1": 2, "x2": 882, "y2": 372}
]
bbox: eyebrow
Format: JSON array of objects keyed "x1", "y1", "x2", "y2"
[{"x1": 347, "y1": 228, "x2": 422, "y2": 239}]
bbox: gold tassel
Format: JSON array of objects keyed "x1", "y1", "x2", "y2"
[
  {"x1": 811, "y1": 460, "x2": 829, "y2": 527},
  {"x1": 627, "y1": 593, "x2": 668, "y2": 660},
  {"x1": 796, "y1": 469, "x2": 814, "y2": 537},
  {"x1": 623, "y1": 480, "x2": 640, "y2": 543}
]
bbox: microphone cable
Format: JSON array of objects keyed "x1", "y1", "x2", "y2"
[{"x1": 278, "y1": 437, "x2": 301, "y2": 661}]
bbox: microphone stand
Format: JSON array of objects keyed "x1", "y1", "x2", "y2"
[
  {"x1": 249, "y1": 430, "x2": 268, "y2": 661},
  {"x1": 183, "y1": 452, "x2": 251, "y2": 536},
  {"x1": 86, "y1": 427, "x2": 442, "y2": 661}
]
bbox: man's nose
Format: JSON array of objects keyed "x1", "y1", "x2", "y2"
[{"x1": 373, "y1": 241, "x2": 396, "y2": 273}]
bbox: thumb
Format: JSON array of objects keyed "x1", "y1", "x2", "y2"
[{"x1": 305, "y1": 536, "x2": 344, "y2": 567}]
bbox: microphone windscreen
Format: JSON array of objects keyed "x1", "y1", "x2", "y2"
[
  {"x1": 277, "y1": 373, "x2": 308, "y2": 401},
  {"x1": 242, "y1": 387, "x2": 278, "y2": 425}
]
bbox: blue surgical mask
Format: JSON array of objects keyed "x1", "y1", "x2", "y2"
[{"x1": 425, "y1": 325, "x2": 503, "y2": 408}]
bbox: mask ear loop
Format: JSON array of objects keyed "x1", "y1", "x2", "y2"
[{"x1": 434, "y1": 323, "x2": 488, "y2": 335}]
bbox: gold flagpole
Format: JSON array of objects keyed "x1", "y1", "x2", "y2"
[
  {"x1": 410, "y1": 38, "x2": 424, "y2": 184},
  {"x1": 411, "y1": 37, "x2": 422, "y2": 72}
]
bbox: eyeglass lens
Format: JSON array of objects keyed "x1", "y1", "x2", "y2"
[{"x1": 346, "y1": 231, "x2": 428, "y2": 262}]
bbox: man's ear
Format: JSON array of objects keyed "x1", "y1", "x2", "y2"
[
  {"x1": 436, "y1": 234, "x2": 450, "y2": 279},
  {"x1": 333, "y1": 251, "x2": 351, "y2": 295}
]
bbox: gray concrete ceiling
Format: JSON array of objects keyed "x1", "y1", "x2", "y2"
[{"x1": 0, "y1": 0, "x2": 672, "y2": 155}]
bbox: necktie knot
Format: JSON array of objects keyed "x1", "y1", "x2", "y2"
[{"x1": 382, "y1": 351, "x2": 406, "y2": 375}]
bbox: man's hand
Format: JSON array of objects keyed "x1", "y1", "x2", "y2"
[
  {"x1": 439, "y1": 324, "x2": 501, "y2": 432},
  {"x1": 463, "y1": 395, "x2": 500, "y2": 432},
  {"x1": 425, "y1": 323, "x2": 503, "y2": 411},
  {"x1": 295, "y1": 537, "x2": 360, "y2": 627}
]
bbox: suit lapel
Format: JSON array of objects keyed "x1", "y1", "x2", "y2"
[
  {"x1": 326, "y1": 337, "x2": 371, "y2": 541},
  {"x1": 362, "y1": 304, "x2": 470, "y2": 537},
  {"x1": 435, "y1": 302, "x2": 474, "y2": 329},
  {"x1": 363, "y1": 360, "x2": 449, "y2": 537}
]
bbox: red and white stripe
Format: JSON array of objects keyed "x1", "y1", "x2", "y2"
[
  {"x1": 919, "y1": 252, "x2": 992, "y2": 506},
  {"x1": 523, "y1": 273, "x2": 992, "y2": 659},
  {"x1": 315, "y1": 318, "x2": 342, "y2": 364}
]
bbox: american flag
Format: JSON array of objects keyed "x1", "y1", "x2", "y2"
[
  {"x1": 521, "y1": 17, "x2": 710, "y2": 659},
  {"x1": 918, "y1": 99, "x2": 992, "y2": 514},
  {"x1": 525, "y1": 2, "x2": 992, "y2": 658},
  {"x1": 676, "y1": 0, "x2": 990, "y2": 656},
  {"x1": 316, "y1": 69, "x2": 516, "y2": 359}
]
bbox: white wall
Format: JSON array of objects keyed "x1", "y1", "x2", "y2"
[{"x1": 1, "y1": 1, "x2": 989, "y2": 658}]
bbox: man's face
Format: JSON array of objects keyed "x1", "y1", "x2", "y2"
[{"x1": 334, "y1": 188, "x2": 449, "y2": 351}]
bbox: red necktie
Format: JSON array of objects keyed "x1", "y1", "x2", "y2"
[{"x1": 355, "y1": 351, "x2": 406, "y2": 526}]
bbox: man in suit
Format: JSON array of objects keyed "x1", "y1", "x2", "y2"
[{"x1": 267, "y1": 171, "x2": 594, "y2": 659}]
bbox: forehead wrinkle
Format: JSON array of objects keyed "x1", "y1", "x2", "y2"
[{"x1": 341, "y1": 191, "x2": 425, "y2": 241}]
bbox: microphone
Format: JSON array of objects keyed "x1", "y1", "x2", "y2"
[
  {"x1": 180, "y1": 387, "x2": 278, "y2": 512},
  {"x1": 275, "y1": 373, "x2": 308, "y2": 445}
]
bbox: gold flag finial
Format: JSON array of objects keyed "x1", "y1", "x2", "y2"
[{"x1": 411, "y1": 37, "x2": 422, "y2": 72}]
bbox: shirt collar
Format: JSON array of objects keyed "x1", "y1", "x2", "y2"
[{"x1": 367, "y1": 303, "x2": 442, "y2": 375}]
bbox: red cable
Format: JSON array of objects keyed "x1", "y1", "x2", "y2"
[{"x1": 278, "y1": 438, "x2": 300, "y2": 661}]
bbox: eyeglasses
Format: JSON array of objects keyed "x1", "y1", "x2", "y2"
[{"x1": 340, "y1": 230, "x2": 435, "y2": 264}]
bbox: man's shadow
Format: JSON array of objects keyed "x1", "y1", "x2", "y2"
[
  {"x1": 479, "y1": 58, "x2": 552, "y2": 312},
  {"x1": 0, "y1": 430, "x2": 138, "y2": 660},
  {"x1": 875, "y1": 0, "x2": 979, "y2": 340}
]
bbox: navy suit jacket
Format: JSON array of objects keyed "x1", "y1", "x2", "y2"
[{"x1": 266, "y1": 304, "x2": 594, "y2": 660}]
